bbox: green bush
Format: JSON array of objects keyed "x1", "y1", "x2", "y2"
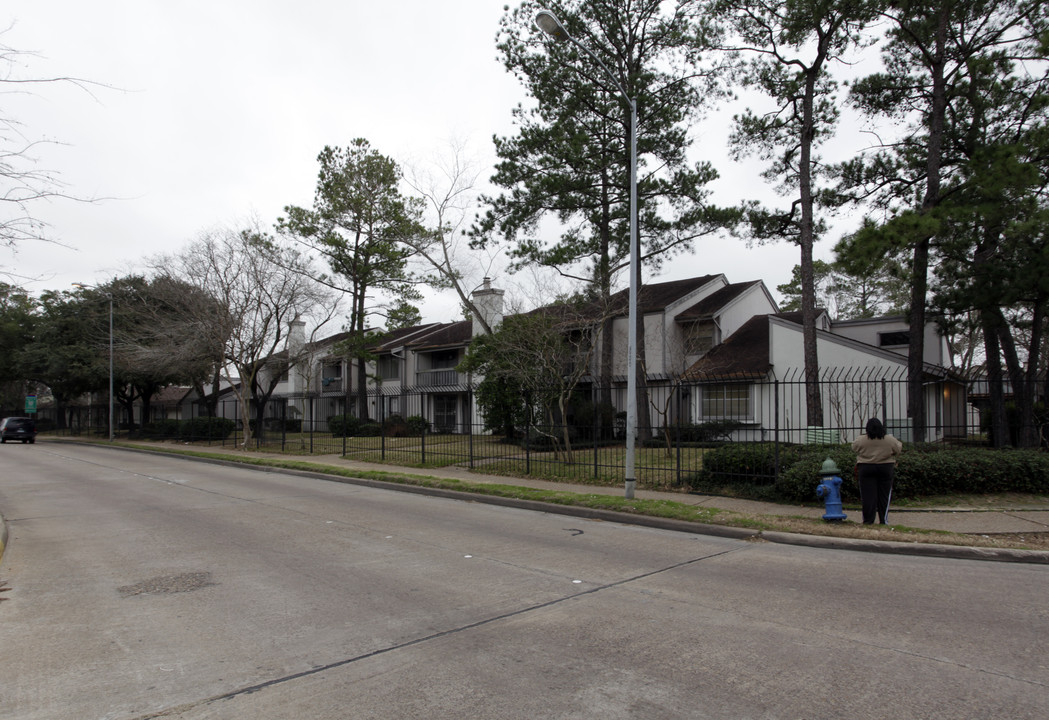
[
  {"x1": 405, "y1": 415, "x2": 430, "y2": 435},
  {"x1": 775, "y1": 447, "x2": 859, "y2": 501},
  {"x1": 181, "y1": 416, "x2": 235, "y2": 441},
  {"x1": 770, "y1": 444, "x2": 1049, "y2": 502},
  {"x1": 358, "y1": 422, "x2": 382, "y2": 437},
  {"x1": 665, "y1": 420, "x2": 744, "y2": 443},
  {"x1": 143, "y1": 419, "x2": 182, "y2": 438},
  {"x1": 328, "y1": 414, "x2": 362, "y2": 437},
  {"x1": 697, "y1": 443, "x2": 801, "y2": 487}
]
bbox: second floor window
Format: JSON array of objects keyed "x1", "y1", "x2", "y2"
[
  {"x1": 378, "y1": 355, "x2": 400, "y2": 380},
  {"x1": 429, "y1": 349, "x2": 459, "y2": 370},
  {"x1": 684, "y1": 321, "x2": 717, "y2": 356}
]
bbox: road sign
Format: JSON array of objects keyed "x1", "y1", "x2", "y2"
[{"x1": 25, "y1": 395, "x2": 37, "y2": 414}]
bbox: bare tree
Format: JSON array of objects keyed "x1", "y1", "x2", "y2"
[
  {"x1": 156, "y1": 223, "x2": 339, "y2": 446},
  {"x1": 1, "y1": 29, "x2": 108, "y2": 261},
  {"x1": 401, "y1": 140, "x2": 502, "y2": 333}
]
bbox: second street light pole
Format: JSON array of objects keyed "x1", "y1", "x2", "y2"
[
  {"x1": 535, "y1": 8, "x2": 639, "y2": 499},
  {"x1": 107, "y1": 290, "x2": 114, "y2": 441}
]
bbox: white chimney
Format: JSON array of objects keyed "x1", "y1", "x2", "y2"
[
  {"x1": 471, "y1": 278, "x2": 504, "y2": 336},
  {"x1": 287, "y1": 317, "x2": 306, "y2": 394}
]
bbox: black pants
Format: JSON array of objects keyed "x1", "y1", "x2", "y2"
[{"x1": 857, "y1": 463, "x2": 894, "y2": 524}]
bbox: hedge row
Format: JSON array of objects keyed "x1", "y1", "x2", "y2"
[
  {"x1": 142, "y1": 417, "x2": 236, "y2": 441},
  {"x1": 696, "y1": 443, "x2": 1049, "y2": 501},
  {"x1": 327, "y1": 414, "x2": 430, "y2": 438}
]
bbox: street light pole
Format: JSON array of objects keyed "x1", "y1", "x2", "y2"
[
  {"x1": 107, "y1": 291, "x2": 114, "y2": 441},
  {"x1": 535, "y1": 9, "x2": 639, "y2": 499},
  {"x1": 74, "y1": 283, "x2": 115, "y2": 441}
]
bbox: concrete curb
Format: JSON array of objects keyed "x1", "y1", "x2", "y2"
[
  {"x1": 760, "y1": 531, "x2": 1049, "y2": 565},
  {"x1": 50, "y1": 441, "x2": 1049, "y2": 565}
]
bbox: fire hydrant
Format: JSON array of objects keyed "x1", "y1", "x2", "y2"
[{"x1": 815, "y1": 458, "x2": 847, "y2": 522}]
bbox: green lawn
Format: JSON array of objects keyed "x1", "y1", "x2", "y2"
[{"x1": 230, "y1": 432, "x2": 706, "y2": 491}]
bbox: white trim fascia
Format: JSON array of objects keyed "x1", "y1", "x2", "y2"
[
  {"x1": 663, "y1": 274, "x2": 727, "y2": 317},
  {"x1": 769, "y1": 314, "x2": 908, "y2": 367}
]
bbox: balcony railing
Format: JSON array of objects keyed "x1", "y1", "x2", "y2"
[
  {"x1": 416, "y1": 369, "x2": 464, "y2": 387},
  {"x1": 319, "y1": 377, "x2": 343, "y2": 393}
]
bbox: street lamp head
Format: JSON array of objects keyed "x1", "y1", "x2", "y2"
[{"x1": 535, "y1": 10, "x2": 570, "y2": 42}]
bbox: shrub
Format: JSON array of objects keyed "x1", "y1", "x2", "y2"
[
  {"x1": 665, "y1": 420, "x2": 744, "y2": 443},
  {"x1": 775, "y1": 447, "x2": 859, "y2": 502},
  {"x1": 181, "y1": 416, "x2": 235, "y2": 441},
  {"x1": 405, "y1": 415, "x2": 430, "y2": 435},
  {"x1": 696, "y1": 443, "x2": 799, "y2": 488},
  {"x1": 143, "y1": 419, "x2": 182, "y2": 438},
  {"x1": 327, "y1": 414, "x2": 362, "y2": 437},
  {"x1": 774, "y1": 444, "x2": 1049, "y2": 502}
]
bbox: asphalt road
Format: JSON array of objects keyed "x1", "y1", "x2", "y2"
[{"x1": 1, "y1": 444, "x2": 1047, "y2": 719}]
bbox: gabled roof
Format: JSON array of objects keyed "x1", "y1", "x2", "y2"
[
  {"x1": 683, "y1": 310, "x2": 958, "y2": 382},
  {"x1": 152, "y1": 385, "x2": 193, "y2": 405},
  {"x1": 682, "y1": 312, "x2": 786, "y2": 379},
  {"x1": 370, "y1": 323, "x2": 444, "y2": 352},
  {"x1": 608, "y1": 275, "x2": 720, "y2": 315},
  {"x1": 675, "y1": 281, "x2": 761, "y2": 322},
  {"x1": 404, "y1": 320, "x2": 472, "y2": 351}
]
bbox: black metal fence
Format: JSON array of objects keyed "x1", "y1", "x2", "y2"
[{"x1": 36, "y1": 368, "x2": 1040, "y2": 489}]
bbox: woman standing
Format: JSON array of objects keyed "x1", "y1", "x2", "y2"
[{"x1": 851, "y1": 418, "x2": 903, "y2": 525}]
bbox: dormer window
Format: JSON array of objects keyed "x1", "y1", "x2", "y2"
[{"x1": 685, "y1": 321, "x2": 717, "y2": 356}]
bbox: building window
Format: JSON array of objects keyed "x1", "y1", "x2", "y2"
[
  {"x1": 879, "y1": 331, "x2": 909, "y2": 347},
  {"x1": 378, "y1": 355, "x2": 400, "y2": 380},
  {"x1": 430, "y1": 349, "x2": 459, "y2": 369},
  {"x1": 320, "y1": 362, "x2": 343, "y2": 392},
  {"x1": 684, "y1": 321, "x2": 716, "y2": 356},
  {"x1": 701, "y1": 384, "x2": 751, "y2": 420}
]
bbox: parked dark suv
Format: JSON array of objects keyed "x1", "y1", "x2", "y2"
[{"x1": 0, "y1": 417, "x2": 37, "y2": 444}]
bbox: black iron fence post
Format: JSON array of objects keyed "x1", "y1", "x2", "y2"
[
  {"x1": 281, "y1": 401, "x2": 287, "y2": 452},
  {"x1": 468, "y1": 388, "x2": 475, "y2": 469},
  {"x1": 593, "y1": 384, "x2": 599, "y2": 479},
  {"x1": 774, "y1": 378, "x2": 781, "y2": 481},
  {"x1": 380, "y1": 389, "x2": 387, "y2": 461},
  {"x1": 525, "y1": 405, "x2": 532, "y2": 476}
]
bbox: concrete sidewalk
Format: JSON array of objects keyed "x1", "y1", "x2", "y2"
[{"x1": 37, "y1": 439, "x2": 1049, "y2": 564}]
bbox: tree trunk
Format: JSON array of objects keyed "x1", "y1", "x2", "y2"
[
  {"x1": 800, "y1": 64, "x2": 823, "y2": 427},
  {"x1": 907, "y1": 237, "x2": 930, "y2": 442},
  {"x1": 982, "y1": 316, "x2": 1009, "y2": 448},
  {"x1": 1020, "y1": 301, "x2": 1045, "y2": 448},
  {"x1": 908, "y1": 7, "x2": 949, "y2": 444},
  {"x1": 355, "y1": 286, "x2": 369, "y2": 420}
]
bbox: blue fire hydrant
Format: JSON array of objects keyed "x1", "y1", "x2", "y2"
[{"x1": 815, "y1": 458, "x2": 847, "y2": 522}]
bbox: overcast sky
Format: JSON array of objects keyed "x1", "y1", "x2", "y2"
[{"x1": 3, "y1": 1, "x2": 841, "y2": 324}]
